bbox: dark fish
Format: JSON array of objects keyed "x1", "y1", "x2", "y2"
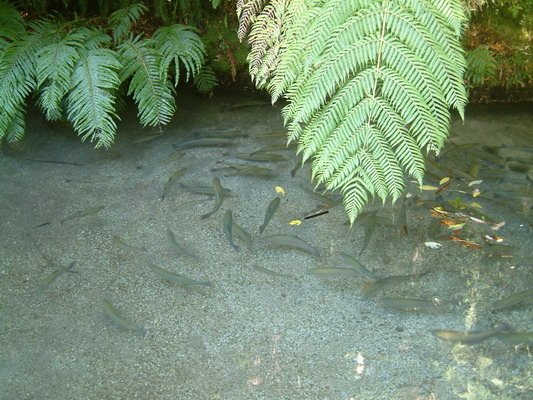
[
  {"x1": 506, "y1": 160, "x2": 530, "y2": 173},
  {"x1": 36, "y1": 261, "x2": 76, "y2": 291},
  {"x1": 224, "y1": 210, "x2": 240, "y2": 251},
  {"x1": 380, "y1": 297, "x2": 452, "y2": 312},
  {"x1": 166, "y1": 229, "x2": 199, "y2": 260},
  {"x1": 495, "y1": 331, "x2": 533, "y2": 345},
  {"x1": 25, "y1": 158, "x2": 83, "y2": 166},
  {"x1": 133, "y1": 133, "x2": 163, "y2": 143},
  {"x1": 235, "y1": 153, "x2": 286, "y2": 162},
  {"x1": 484, "y1": 243, "x2": 518, "y2": 258},
  {"x1": 224, "y1": 100, "x2": 271, "y2": 111},
  {"x1": 259, "y1": 197, "x2": 281, "y2": 234},
  {"x1": 148, "y1": 263, "x2": 212, "y2": 287},
  {"x1": 177, "y1": 182, "x2": 232, "y2": 196},
  {"x1": 339, "y1": 253, "x2": 380, "y2": 280},
  {"x1": 359, "y1": 211, "x2": 377, "y2": 255},
  {"x1": 162, "y1": 150, "x2": 186, "y2": 163},
  {"x1": 200, "y1": 178, "x2": 224, "y2": 219},
  {"x1": 251, "y1": 144, "x2": 295, "y2": 154},
  {"x1": 172, "y1": 137, "x2": 234, "y2": 150},
  {"x1": 112, "y1": 235, "x2": 146, "y2": 252},
  {"x1": 34, "y1": 221, "x2": 51, "y2": 228},
  {"x1": 253, "y1": 265, "x2": 295, "y2": 279},
  {"x1": 432, "y1": 328, "x2": 503, "y2": 344},
  {"x1": 427, "y1": 218, "x2": 441, "y2": 239},
  {"x1": 162, "y1": 168, "x2": 187, "y2": 200},
  {"x1": 61, "y1": 205, "x2": 105, "y2": 224},
  {"x1": 102, "y1": 299, "x2": 145, "y2": 334},
  {"x1": 307, "y1": 267, "x2": 360, "y2": 277},
  {"x1": 493, "y1": 289, "x2": 533, "y2": 310},
  {"x1": 265, "y1": 234, "x2": 320, "y2": 256},
  {"x1": 216, "y1": 164, "x2": 275, "y2": 178},
  {"x1": 232, "y1": 221, "x2": 253, "y2": 250},
  {"x1": 364, "y1": 271, "x2": 429, "y2": 297}
]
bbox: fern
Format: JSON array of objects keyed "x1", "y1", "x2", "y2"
[
  {"x1": 109, "y1": 2, "x2": 147, "y2": 45},
  {"x1": 239, "y1": 0, "x2": 468, "y2": 223},
  {"x1": 67, "y1": 48, "x2": 122, "y2": 148},
  {"x1": 465, "y1": 46, "x2": 497, "y2": 86},
  {"x1": 118, "y1": 35, "x2": 176, "y2": 127},
  {"x1": 194, "y1": 64, "x2": 218, "y2": 94},
  {"x1": 152, "y1": 24, "x2": 205, "y2": 86}
]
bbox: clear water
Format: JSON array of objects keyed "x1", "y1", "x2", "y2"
[{"x1": 1, "y1": 92, "x2": 531, "y2": 399}]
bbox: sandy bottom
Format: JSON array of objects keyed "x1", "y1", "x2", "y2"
[{"x1": 0, "y1": 91, "x2": 531, "y2": 399}]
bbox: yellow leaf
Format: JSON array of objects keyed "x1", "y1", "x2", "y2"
[
  {"x1": 439, "y1": 177, "x2": 450, "y2": 185},
  {"x1": 472, "y1": 188, "x2": 480, "y2": 197},
  {"x1": 469, "y1": 202, "x2": 482, "y2": 208},
  {"x1": 420, "y1": 185, "x2": 438, "y2": 191},
  {"x1": 289, "y1": 219, "x2": 301, "y2": 225},
  {"x1": 448, "y1": 223, "x2": 465, "y2": 230},
  {"x1": 275, "y1": 186, "x2": 286, "y2": 196}
]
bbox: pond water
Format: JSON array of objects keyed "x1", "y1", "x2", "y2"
[{"x1": 0, "y1": 91, "x2": 531, "y2": 399}]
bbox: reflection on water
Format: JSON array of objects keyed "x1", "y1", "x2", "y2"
[{"x1": 0, "y1": 93, "x2": 531, "y2": 399}]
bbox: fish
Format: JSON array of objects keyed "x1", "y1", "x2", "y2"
[
  {"x1": 177, "y1": 182, "x2": 232, "y2": 196},
  {"x1": 363, "y1": 271, "x2": 429, "y2": 297},
  {"x1": 235, "y1": 153, "x2": 286, "y2": 162},
  {"x1": 200, "y1": 178, "x2": 224, "y2": 219},
  {"x1": 300, "y1": 185, "x2": 342, "y2": 208},
  {"x1": 161, "y1": 168, "x2": 187, "y2": 200},
  {"x1": 166, "y1": 229, "x2": 199, "y2": 260},
  {"x1": 484, "y1": 243, "x2": 518, "y2": 258},
  {"x1": 495, "y1": 331, "x2": 533, "y2": 345},
  {"x1": 216, "y1": 164, "x2": 275, "y2": 178},
  {"x1": 339, "y1": 253, "x2": 380, "y2": 280},
  {"x1": 251, "y1": 144, "x2": 295, "y2": 154},
  {"x1": 492, "y1": 289, "x2": 533, "y2": 310},
  {"x1": 432, "y1": 328, "x2": 503, "y2": 344},
  {"x1": 359, "y1": 211, "x2": 378, "y2": 255},
  {"x1": 223, "y1": 100, "x2": 271, "y2": 111},
  {"x1": 427, "y1": 218, "x2": 442, "y2": 239},
  {"x1": 397, "y1": 199, "x2": 408, "y2": 236},
  {"x1": 172, "y1": 137, "x2": 235, "y2": 150},
  {"x1": 112, "y1": 235, "x2": 146, "y2": 252},
  {"x1": 25, "y1": 158, "x2": 83, "y2": 166},
  {"x1": 133, "y1": 133, "x2": 163, "y2": 143},
  {"x1": 253, "y1": 265, "x2": 295, "y2": 279},
  {"x1": 36, "y1": 261, "x2": 76, "y2": 291},
  {"x1": 380, "y1": 297, "x2": 452, "y2": 312},
  {"x1": 307, "y1": 267, "x2": 360, "y2": 277},
  {"x1": 102, "y1": 299, "x2": 145, "y2": 334},
  {"x1": 223, "y1": 210, "x2": 240, "y2": 251},
  {"x1": 264, "y1": 234, "x2": 320, "y2": 256},
  {"x1": 232, "y1": 221, "x2": 253, "y2": 250},
  {"x1": 259, "y1": 197, "x2": 281, "y2": 234},
  {"x1": 148, "y1": 263, "x2": 212, "y2": 287},
  {"x1": 506, "y1": 160, "x2": 530, "y2": 173},
  {"x1": 61, "y1": 205, "x2": 105, "y2": 224},
  {"x1": 162, "y1": 150, "x2": 186, "y2": 163}
]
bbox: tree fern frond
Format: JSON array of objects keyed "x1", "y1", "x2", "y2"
[
  {"x1": 0, "y1": 1, "x2": 26, "y2": 41},
  {"x1": 240, "y1": 0, "x2": 469, "y2": 222},
  {"x1": 118, "y1": 35, "x2": 175, "y2": 127},
  {"x1": 36, "y1": 29, "x2": 86, "y2": 121},
  {"x1": 194, "y1": 64, "x2": 218, "y2": 94},
  {"x1": 67, "y1": 48, "x2": 121, "y2": 148},
  {"x1": 109, "y1": 2, "x2": 148, "y2": 45},
  {"x1": 3, "y1": 103, "x2": 26, "y2": 143},
  {"x1": 465, "y1": 46, "x2": 496, "y2": 86},
  {"x1": 152, "y1": 24, "x2": 205, "y2": 85},
  {"x1": 237, "y1": 0, "x2": 268, "y2": 42}
]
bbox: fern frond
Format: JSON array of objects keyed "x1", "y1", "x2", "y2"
[
  {"x1": 465, "y1": 46, "x2": 496, "y2": 86},
  {"x1": 109, "y1": 2, "x2": 148, "y2": 45},
  {"x1": 237, "y1": 0, "x2": 268, "y2": 42},
  {"x1": 118, "y1": 35, "x2": 176, "y2": 127},
  {"x1": 240, "y1": 0, "x2": 469, "y2": 223},
  {"x1": 194, "y1": 64, "x2": 218, "y2": 94},
  {"x1": 152, "y1": 24, "x2": 205, "y2": 85},
  {"x1": 66, "y1": 49, "x2": 121, "y2": 148},
  {"x1": 36, "y1": 29, "x2": 86, "y2": 121},
  {"x1": 0, "y1": 1, "x2": 26, "y2": 42},
  {"x1": 0, "y1": 31, "x2": 43, "y2": 142}
]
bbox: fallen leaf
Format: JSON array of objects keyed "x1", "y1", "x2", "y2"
[
  {"x1": 448, "y1": 223, "x2": 465, "y2": 230},
  {"x1": 468, "y1": 180, "x2": 483, "y2": 186},
  {"x1": 275, "y1": 186, "x2": 286, "y2": 196},
  {"x1": 425, "y1": 241, "x2": 442, "y2": 249},
  {"x1": 491, "y1": 221, "x2": 505, "y2": 231},
  {"x1": 439, "y1": 177, "x2": 450, "y2": 185},
  {"x1": 472, "y1": 188, "x2": 480, "y2": 197},
  {"x1": 420, "y1": 185, "x2": 439, "y2": 191},
  {"x1": 289, "y1": 219, "x2": 301, "y2": 225}
]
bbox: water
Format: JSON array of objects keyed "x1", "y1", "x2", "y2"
[{"x1": 0, "y1": 92, "x2": 531, "y2": 399}]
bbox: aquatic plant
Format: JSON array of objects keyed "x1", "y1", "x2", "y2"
[
  {"x1": 237, "y1": 0, "x2": 469, "y2": 222},
  {"x1": 0, "y1": 1, "x2": 216, "y2": 148}
]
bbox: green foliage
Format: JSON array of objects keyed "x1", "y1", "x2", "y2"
[
  {"x1": 194, "y1": 64, "x2": 218, "y2": 94},
  {"x1": 0, "y1": 0, "x2": 214, "y2": 148},
  {"x1": 238, "y1": 0, "x2": 469, "y2": 223},
  {"x1": 465, "y1": 46, "x2": 497, "y2": 86}
]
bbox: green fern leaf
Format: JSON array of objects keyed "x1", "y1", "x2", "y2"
[
  {"x1": 152, "y1": 24, "x2": 205, "y2": 86},
  {"x1": 66, "y1": 48, "x2": 121, "y2": 148},
  {"x1": 194, "y1": 64, "x2": 218, "y2": 94},
  {"x1": 36, "y1": 29, "x2": 86, "y2": 121},
  {"x1": 118, "y1": 35, "x2": 176, "y2": 127},
  {"x1": 109, "y1": 3, "x2": 148, "y2": 45},
  {"x1": 0, "y1": 1, "x2": 26, "y2": 42},
  {"x1": 240, "y1": 0, "x2": 469, "y2": 223}
]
